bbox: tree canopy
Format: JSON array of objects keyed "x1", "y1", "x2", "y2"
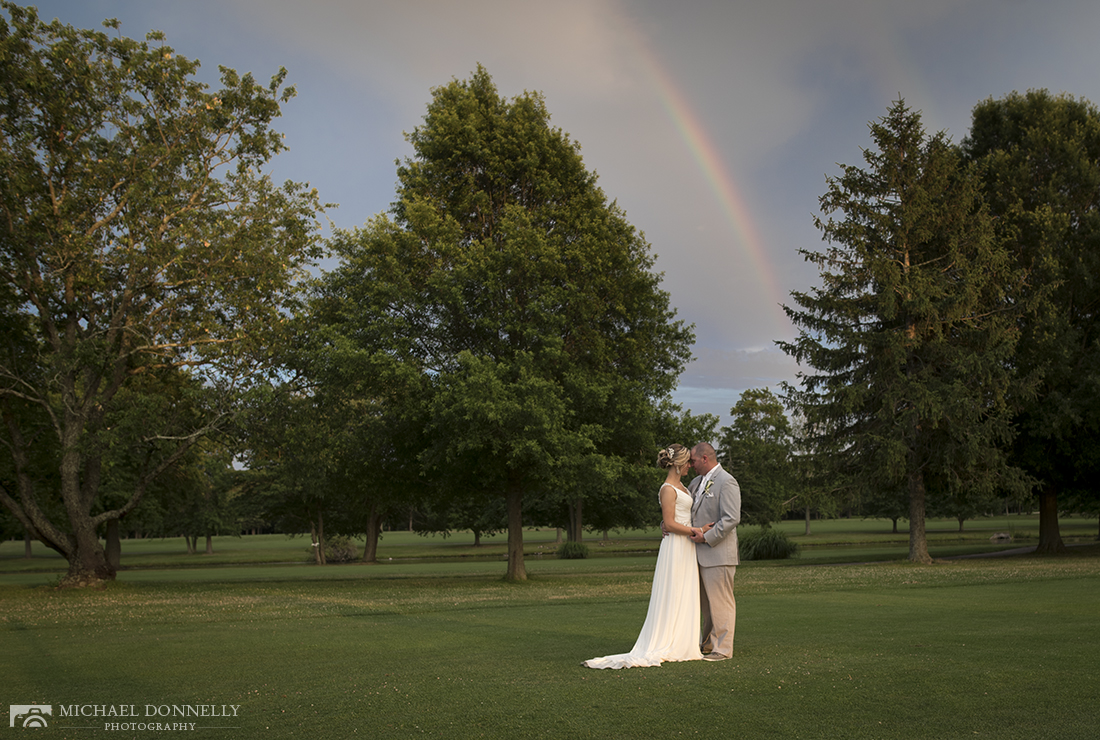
[{"x1": 962, "y1": 89, "x2": 1100, "y2": 553}]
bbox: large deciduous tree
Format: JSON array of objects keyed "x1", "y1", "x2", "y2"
[
  {"x1": 0, "y1": 4, "x2": 322, "y2": 585},
  {"x1": 329, "y1": 66, "x2": 692, "y2": 580},
  {"x1": 962, "y1": 90, "x2": 1100, "y2": 554},
  {"x1": 780, "y1": 100, "x2": 1030, "y2": 563}
]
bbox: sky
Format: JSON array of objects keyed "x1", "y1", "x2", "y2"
[{"x1": 22, "y1": 0, "x2": 1100, "y2": 427}]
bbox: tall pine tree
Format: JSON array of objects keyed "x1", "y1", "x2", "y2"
[{"x1": 780, "y1": 100, "x2": 1030, "y2": 563}]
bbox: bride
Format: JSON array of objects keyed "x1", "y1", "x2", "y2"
[{"x1": 583, "y1": 444, "x2": 703, "y2": 669}]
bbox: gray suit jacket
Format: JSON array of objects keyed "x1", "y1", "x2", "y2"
[{"x1": 689, "y1": 465, "x2": 741, "y2": 567}]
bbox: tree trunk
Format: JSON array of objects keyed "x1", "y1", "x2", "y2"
[
  {"x1": 205, "y1": 534, "x2": 214, "y2": 555},
  {"x1": 311, "y1": 512, "x2": 326, "y2": 565},
  {"x1": 361, "y1": 502, "x2": 383, "y2": 563},
  {"x1": 56, "y1": 412, "x2": 114, "y2": 586},
  {"x1": 957, "y1": 517, "x2": 965, "y2": 533},
  {"x1": 908, "y1": 470, "x2": 933, "y2": 563},
  {"x1": 805, "y1": 506, "x2": 812, "y2": 536},
  {"x1": 184, "y1": 535, "x2": 195, "y2": 555},
  {"x1": 901, "y1": 264, "x2": 932, "y2": 565},
  {"x1": 1034, "y1": 485, "x2": 1066, "y2": 554},
  {"x1": 472, "y1": 530, "x2": 482, "y2": 547},
  {"x1": 105, "y1": 519, "x2": 121, "y2": 571},
  {"x1": 63, "y1": 527, "x2": 114, "y2": 587},
  {"x1": 59, "y1": 449, "x2": 110, "y2": 583},
  {"x1": 23, "y1": 528, "x2": 33, "y2": 559},
  {"x1": 567, "y1": 498, "x2": 583, "y2": 542},
  {"x1": 505, "y1": 483, "x2": 526, "y2": 582}
]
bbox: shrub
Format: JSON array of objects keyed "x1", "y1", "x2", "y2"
[
  {"x1": 557, "y1": 542, "x2": 589, "y2": 559},
  {"x1": 324, "y1": 535, "x2": 359, "y2": 563},
  {"x1": 740, "y1": 526, "x2": 799, "y2": 561}
]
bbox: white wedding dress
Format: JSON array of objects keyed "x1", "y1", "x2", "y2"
[{"x1": 584, "y1": 484, "x2": 702, "y2": 669}]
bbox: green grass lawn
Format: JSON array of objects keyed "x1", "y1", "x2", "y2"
[{"x1": 2, "y1": 531, "x2": 1098, "y2": 739}]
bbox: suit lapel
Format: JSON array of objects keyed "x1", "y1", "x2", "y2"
[{"x1": 689, "y1": 477, "x2": 703, "y2": 514}]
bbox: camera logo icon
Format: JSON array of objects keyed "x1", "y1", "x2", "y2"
[{"x1": 10, "y1": 705, "x2": 52, "y2": 728}]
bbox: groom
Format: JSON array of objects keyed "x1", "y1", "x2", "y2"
[{"x1": 688, "y1": 442, "x2": 741, "y2": 661}]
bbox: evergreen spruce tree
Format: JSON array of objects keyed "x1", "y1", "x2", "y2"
[{"x1": 779, "y1": 100, "x2": 1029, "y2": 563}]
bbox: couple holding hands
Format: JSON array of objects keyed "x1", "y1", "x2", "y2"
[{"x1": 584, "y1": 442, "x2": 740, "y2": 669}]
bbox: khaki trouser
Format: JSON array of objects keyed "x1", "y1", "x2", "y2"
[{"x1": 699, "y1": 564, "x2": 737, "y2": 657}]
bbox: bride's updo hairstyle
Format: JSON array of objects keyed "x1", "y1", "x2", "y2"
[{"x1": 657, "y1": 444, "x2": 690, "y2": 471}]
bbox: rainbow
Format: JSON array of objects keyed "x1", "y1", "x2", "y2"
[{"x1": 636, "y1": 49, "x2": 788, "y2": 315}]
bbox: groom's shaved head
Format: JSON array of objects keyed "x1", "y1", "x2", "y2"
[
  {"x1": 693, "y1": 443, "x2": 715, "y2": 458},
  {"x1": 690, "y1": 443, "x2": 717, "y2": 475}
]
